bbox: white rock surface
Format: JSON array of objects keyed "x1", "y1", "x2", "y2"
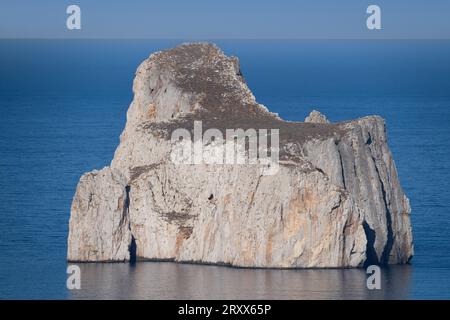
[
  {"x1": 67, "y1": 43, "x2": 413, "y2": 267},
  {"x1": 305, "y1": 110, "x2": 330, "y2": 124}
]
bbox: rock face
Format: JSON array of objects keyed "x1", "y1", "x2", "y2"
[
  {"x1": 67, "y1": 43, "x2": 413, "y2": 268},
  {"x1": 305, "y1": 110, "x2": 330, "y2": 124}
]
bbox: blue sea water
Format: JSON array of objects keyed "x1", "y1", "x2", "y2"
[{"x1": 0, "y1": 40, "x2": 450, "y2": 299}]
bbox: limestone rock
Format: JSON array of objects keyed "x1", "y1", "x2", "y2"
[
  {"x1": 67, "y1": 43, "x2": 413, "y2": 268},
  {"x1": 67, "y1": 167, "x2": 131, "y2": 262},
  {"x1": 305, "y1": 110, "x2": 330, "y2": 124}
]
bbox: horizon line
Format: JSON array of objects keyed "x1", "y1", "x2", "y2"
[{"x1": 1, "y1": 37, "x2": 450, "y2": 41}]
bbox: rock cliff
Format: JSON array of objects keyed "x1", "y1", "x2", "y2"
[{"x1": 67, "y1": 43, "x2": 413, "y2": 268}]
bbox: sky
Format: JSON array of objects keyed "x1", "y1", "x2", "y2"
[{"x1": 0, "y1": 0, "x2": 450, "y2": 39}]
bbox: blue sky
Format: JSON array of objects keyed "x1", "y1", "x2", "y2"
[{"x1": 1, "y1": 0, "x2": 449, "y2": 39}]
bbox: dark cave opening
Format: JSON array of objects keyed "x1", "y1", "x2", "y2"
[
  {"x1": 363, "y1": 221, "x2": 378, "y2": 267},
  {"x1": 129, "y1": 235, "x2": 137, "y2": 265}
]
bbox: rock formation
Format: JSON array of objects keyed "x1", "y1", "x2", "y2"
[
  {"x1": 304, "y1": 110, "x2": 329, "y2": 124},
  {"x1": 67, "y1": 43, "x2": 413, "y2": 268}
]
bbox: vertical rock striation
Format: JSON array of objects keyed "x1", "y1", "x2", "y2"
[{"x1": 68, "y1": 43, "x2": 413, "y2": 267}]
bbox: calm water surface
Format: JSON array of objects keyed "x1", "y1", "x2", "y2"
[{"x1": 0, "y1": 40, "x2": 449, "y2": 299}]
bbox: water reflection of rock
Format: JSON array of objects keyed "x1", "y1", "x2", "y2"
[{"x1": 70, "y1": 262, "x2": 412, "y2": 299}]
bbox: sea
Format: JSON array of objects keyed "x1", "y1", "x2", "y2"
[{"x1": 0, "y1": 39, "x2": 449, "y2": 299}]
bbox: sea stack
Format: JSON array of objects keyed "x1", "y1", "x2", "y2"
[{"x1": 67, "y1": 43, "x2": 413, "y2": 268}]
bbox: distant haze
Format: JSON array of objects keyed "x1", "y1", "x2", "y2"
[{"x1": 0, "y1": 0, "x2": 449, "y2": 39}]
